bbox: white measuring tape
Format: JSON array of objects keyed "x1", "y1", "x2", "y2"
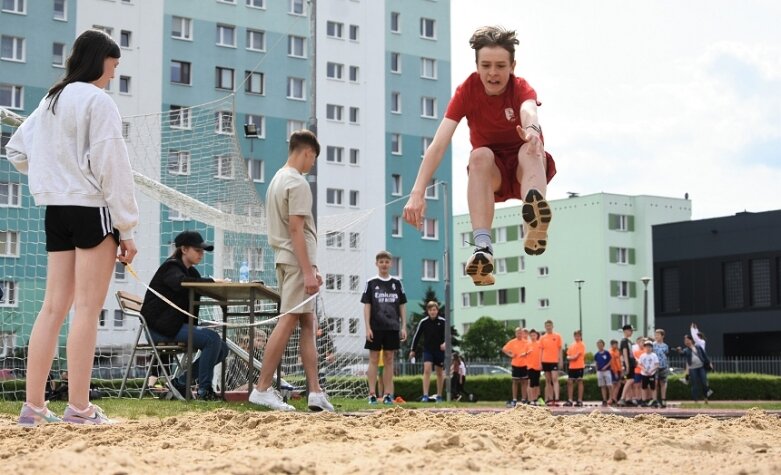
[{"x1": 124, "y1": 263, "x2": 319, "y2": 329}]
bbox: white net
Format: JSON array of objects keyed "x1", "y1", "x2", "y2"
[{"x1": 0, "y1": 98, "x2": 374, "y2": 401}]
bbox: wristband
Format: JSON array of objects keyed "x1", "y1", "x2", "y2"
[{"x1": 525, "y1": 124, "x2": 542, "y2": 135}]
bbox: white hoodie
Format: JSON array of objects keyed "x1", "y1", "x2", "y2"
[{"x1": 6, "y1": 82, "x2": 138, "y2": 239}]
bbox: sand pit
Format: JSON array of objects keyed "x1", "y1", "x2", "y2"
[{"x1": 2, "y1": 406, "x2": 780, "y2": 474}]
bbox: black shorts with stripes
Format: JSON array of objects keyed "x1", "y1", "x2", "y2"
[{"x1": 45, "y1": 206, "x2": 120, "y2": 252}]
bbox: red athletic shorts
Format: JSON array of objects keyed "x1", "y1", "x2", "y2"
[{"x1": 467, "y1": 145, "x2": 557, "y2": 203}]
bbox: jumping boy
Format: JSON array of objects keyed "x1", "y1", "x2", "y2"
[
  {"x1": 403, "y1": 26, "x2": 556, "y2": 286},
  {"x1": 563, "y1": 330, "x2": 585, "y2": 407},
  {"x1": 502, "y1": 327, "x2": 530, "y2": 406},
  {"x1": 249, "y1": 130, "x2": 332, "y2": 412},
  {"x1": 594, "y1": 339, "x2": 612, "y2": 406},
  {"x1": 409, "y1": 301, "x2": 446, "y2": 402},
  {"x1": 362, "y1": 251, "x2": 408, "y2": 405}
]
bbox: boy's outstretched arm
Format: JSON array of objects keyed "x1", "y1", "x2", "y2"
[{"x1": 403, "y1": 118, "x2": 458, "y2": 229}]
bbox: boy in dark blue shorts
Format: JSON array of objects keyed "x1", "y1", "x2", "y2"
[{"x1": 409, "y1": 301, "x2": 447, "y2": 402}]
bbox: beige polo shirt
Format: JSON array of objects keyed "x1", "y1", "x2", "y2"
[{"x1": 265, "y1": 167, "x2": 317, "y2": 266}]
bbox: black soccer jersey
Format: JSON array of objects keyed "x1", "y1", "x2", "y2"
[{"x1": 360, "y1": 275, "x2": 407, "y2": 331}]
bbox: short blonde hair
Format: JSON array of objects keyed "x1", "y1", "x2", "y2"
[
  {"x1": 375, "y1": 250, "x2": 392, "y2": 261},
  {"x1": 426, "y1": 300, "x2": 439, "y2": 310}
]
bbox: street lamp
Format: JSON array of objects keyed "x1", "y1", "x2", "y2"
[
  {"x1": 641, "y1": 276, "x2": 651, "y2": 336},
  {"x1": 574, "y1": 279, "x2": 585, "y2": 334}
]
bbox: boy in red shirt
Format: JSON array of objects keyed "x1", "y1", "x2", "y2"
[
  {"x1": 563, "y1": 331, "x2": 586, "y2": 407},
  {"x1": 403, "y1": 26, "x2": 556, "y2": 286},
  {"x1": 502, "y1": 328, "x2": 530, "y2": 406}
]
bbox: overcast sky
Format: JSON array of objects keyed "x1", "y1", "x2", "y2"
[{"x1": 448, "y1": 0, "x2": 781, "y2": 219}]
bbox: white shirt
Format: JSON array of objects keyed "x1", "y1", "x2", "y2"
[{"x1": 638, "y1": 352, "x2": 659, "y2": 376}]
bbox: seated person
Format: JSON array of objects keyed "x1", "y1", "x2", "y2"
[{"x1": 140, "y1": 231, "x2": 228, "y2": 400}]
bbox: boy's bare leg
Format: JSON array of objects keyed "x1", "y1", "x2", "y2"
[
  {"x1": 465, "y1": 148, "x2": 502, "y2": 286},
  {"x1": 255, "y1": 315, "x2": 300, "y2": 391},
  {"x1": 516, "y1": 136, "x2": 551, "y2": 255},
  {"x1": 435, "y1": 366, "x2": 444, "y2": 398},
  {"x1": 367, "y1": 350, "x2": 380, "y2": 396},
  {"x1": 511, "y1": 380, "x2": 518, "y2": 401},
  {"x1": 577, "y1": 380, "x2": 584, "y2": 402},
  {"x1": 382, "y1": 350, "x2": 395, "y2": 397},
  {"x1": 298, "y1": 312, "x2": 322, "y2": 393},
  {"x1": 566, "y1": 379, "x2": 574, "y2": 402},
  {"x1": 553, "y1": 374, "x2": 560, "y2": 401},
  {"x1": 521, "y1": 379, "x2": 528, "y2": 401},
  {"x1": 422, "y1": 362, "x2": 432, "y2": 397},
  {"x1": 660, "y1": 380, "x2": 668, "y2": 401}
]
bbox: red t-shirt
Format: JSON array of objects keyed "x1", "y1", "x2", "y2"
[{"x1": 445, "y1": 72, "x2": 539, "y2": 150}]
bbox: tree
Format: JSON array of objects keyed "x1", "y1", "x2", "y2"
[
  {"x1": 400, "y1": 286, "x2": 461, "y2": 356},
  {"x1": 461, "y1": 316, "x2": 514, "y2": 360}
]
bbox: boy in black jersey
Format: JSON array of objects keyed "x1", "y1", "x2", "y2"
[
  {"x1": 409, "y1": 301, "x2": 447, "y2": 402},
  {"x1": 361, "y1": 251, "x2": 407, "y2": 404}
]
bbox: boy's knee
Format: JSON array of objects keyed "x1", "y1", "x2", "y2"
[{"x1": 468, "y1": 148, "x2": 495, "y2": 170}]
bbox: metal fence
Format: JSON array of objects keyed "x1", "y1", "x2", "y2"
[{"x1": 667, "y1": 356, "x2": 781, "y2": 376}]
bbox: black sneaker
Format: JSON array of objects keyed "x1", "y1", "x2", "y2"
[
  {"x1": 563, "y1": 400, "x2": 573, "y2": 407},
  {"x1": 660, "y1": 400, "x2": 667, "y2": 408},
  {"x1": 465, "y1": 247, "x2": 495, "y2": 286},
  {"x1": 522, "y1": 189, "x2": 552, "y2": 255},
  {"x1": 575, "y1": 401, "x2": 583, "y2": 407},
  {"x1": 197, "y1": 388, "x2": 221, "y2": 401}
]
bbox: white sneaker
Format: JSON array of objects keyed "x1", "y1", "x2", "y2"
[
  {"x1": 307, "y1": 391, "x2": 334, "y2": 412},
  {"x1": 249, "y1": 388, "x2": 295, "y2": 411}
]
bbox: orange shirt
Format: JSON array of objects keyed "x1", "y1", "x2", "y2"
[
  {"x1": 566, "y1": 341, "x2": 586, "y2": 370},
  {"x1": 540, "y1": 332, "x2": 562, "y2": 363},
  {"x1": 609, "y1": 348, "x2": 622, "y2": 373},
  {"x1": 633, "y1": 347, "x2": 643, "y2": 374},
  {"x1": 503, "y1": 338, "x2": 530, "y2": 367},
  {"x1": 526, "y1": 340, "x2": 542, "y2": 370}
]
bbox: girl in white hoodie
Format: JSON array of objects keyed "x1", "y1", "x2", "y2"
[{"x1": 8, "y1": 29, "x2": 138, "y2": 426}]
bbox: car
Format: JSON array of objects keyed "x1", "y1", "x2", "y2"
[{"x1": 466, "y1": 364, "x2": 511, "y2": 376}]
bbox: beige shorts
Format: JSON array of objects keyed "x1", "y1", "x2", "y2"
[{"x1": 276, "y1": 263, "x2": 315, "y2": 315}]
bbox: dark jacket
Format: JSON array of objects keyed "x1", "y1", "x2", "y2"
[
  {"x1": 682, "y1": 344, "x2": 712, "y2": 371},
  {"x1": 140, "y1": 257, "x2": 213, "y2": 338},
  {"x1": 410, "y1": 316, "x2": 446, "y2": 353}
]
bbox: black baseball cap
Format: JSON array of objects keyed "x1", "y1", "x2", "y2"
[{"x1": 174, "y1": 231, "x2": 214, "y2": 251}]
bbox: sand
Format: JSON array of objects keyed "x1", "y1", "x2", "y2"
[{"x1": 2, "y1": 406, "x2": 780, "y2": 475}]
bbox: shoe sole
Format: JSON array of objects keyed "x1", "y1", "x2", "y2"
[
  {"x1": 522, "y1": 189, "x2": 552, "y2": 255},
  {"x1": 465, "y1": 252, "x2": 495, "y2": 286}
]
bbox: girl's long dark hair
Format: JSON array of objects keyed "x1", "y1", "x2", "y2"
[{"x1": 46, "y1": 29, "x2": 121, "y2": 114}]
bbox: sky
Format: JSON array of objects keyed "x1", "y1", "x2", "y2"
[{"x1": 448, "y1": 0, "x2": 781, "y2": 219}]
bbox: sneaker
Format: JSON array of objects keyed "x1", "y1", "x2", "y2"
[
  {"x1": 601, "y1": 400, "x2": 608, "y2": 407},
  {"x1": 707, "y1": 388, "x2": 714, "y2": 398},
  {"x1": 537, "y1": 397, "x2": 545, "y2": 406},
  {"x1": 368, "y1": 394, "x2": 377, "y2": 405},
  {"x1": 465, "y1": 247, "x2": 495, "y2": 286},
  {"x1": 197, "y1": 388, "x2": 221, "y2": 401},
  {"x1": 650, "y1": 399, "x2": 660, "y2": 408},
  {"x1": 522, "y1": 189, "x2": 552, "y2": 256},
  {"x1": 63, "y1": 403, "x2": 113, "y2": 425},
  {"x1": 308, "y1": 391, "x2": 334, "y2": 412},
  {"x1": 660, "y1": 400, "x2": 667, "y2": 408},
  {"x1": 249, "y1": 387, "x2": 295, "y2": 411},
  {"x1": 433, "y1": 395, "x2": 442, "y2": 403},
  {"x1": 506, "y1": 400, "x2": 517, "y2": 408},
  {"x1": 383, "y1": 394, "x2": 393, "y2": 405},
  {"x1": 18, "y1": 402, "x2": 62, "y2": 427},
  {"x1": 521, "y1": 399, "x2": 529, "y2": 405},
  {"x1": 575, "y1": 401, "x2": 583, "y2": 407},
  {"x1": 563, "y1": 400, "x2": 573, "y2": 407},
  {"x1": 420, "y1": 395, "x2": 430, "y2": 403}
]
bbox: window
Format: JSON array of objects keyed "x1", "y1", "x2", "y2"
[
  {"x1": 246, "y1": 29, "x2": 265, "y2": 51},
  {"x1": 114, "y1": 310, "x2": 124, "y2": 328},
  {"x1": 611, "y1": 314, "x2": 637, "y2": 331},
  {"x1": 618, "y1": 281, "x2": 630, "y2": 298},
  {"x1": 349, "y1": 65, "x2": 359, "y2": 82},
  {"x1": 289, "y1": 0, "x2": 305, "y2": 15},
  {"x1": 348, "y1": 190, "x2": 359, "y2": 207},
  {"x1": 171, "y1": 60, "x2": 191, "y2": 85},
  {"x1": 616, "y1": 247, "x2": 628, "y2": 264},
  {"x1": 326, "y1": 104, "x2": 343, "y2": 121},
  {"x1": 215, "y1": 155, "x2": 233, "y2": 179},
  {"x1": 421, "y1": 58, "x2": 437, "y2": 79},
  {"x1": 326, "y1": 62, "x2": 344, "y2": 80},
  {"x1": 390, "y1": 11, "x2": 400, "y2": 33},
  {"x1": 326, "y1": 188, "x2": 343, "y2": 206},
  {"x1": 498, "y1": 289, "x2": 508, "y2": 305},
  {"x1": 215, "y1": 111, "x2": 233, "y2": 134},
  {"x1": 462, "y1": 293, "x2": 470, "y2": 308},
  {"x1": 421, "y1": 137, "x2": 433, "y2": 157},
  {"x1": 287, "y1": 77, "x2": 305, "y2": 100},
  {"x1": 2, "y1": 0, "x2": 25, "y2": 14},
  {"x1": 326, "y1": 231, "x2": 345, "y2": 249},
  {"x1": 98, "y1": 309, "x2": 106, "y2": 327},
  {"x1": 244, "y1": 71, "x2": 264, "y2": 94},
  {"x1": 391, "y1": 174, "x2": 402, "y2": 196},
  {"x1": 249, "y1": 247, "x2": 264, "y2": 271},
  {"x1": 114, "y1": 262, "x2": 126, "y2": 281},
  {"x1": 423, "y1": 259, "x2": 439, "y2": 281},
  {"x1": 0, "y1": 36, "x2": 24, "y2": 62},
  {"x1": 392, "y1": 216, "x2": 402, "y2": 237},
  {"x1": 287, "y1": 120, "x2": 305, "y2": 139},
  {"x1": 349, "y1": 24, "x2": 359, "y2": 41},
  {"x1": 245, "y1": 114, "x2": 265, "y2": 138},
  {"x1": 609, "y1": 213, "x2": 634, "y2": 231},
  {"x1": 750, "y1": 259, "x2": 771, "y2": 307},
  {"x1": 288, "y1": 35, "x2": 306, "y2": 58},
  {"x1": 460, "y1": 232, "x2": 470, "y2": 247},
  {"x1": 349, "y1": 107, "x2": 359, "y2": 124},
  {"x1": 518, "y1": 256, "x2": 525, "y2": 271},
  {"x1": 52, "y1": 43, "x2": 65, "y2": 67},
  {"x1": 120, "y1": 30, "x2": 131, "y2": 48},
  {"x1": 216, "y1": 67, "x2": 234, "y2": 90},
  {"x1": 390, "y1": 52, "x2": 401, "y2": 73},
  {"x1": 325, "y1": 274, "x2": 343, "y2": 291},
  {"x1": 723, "y1": 261, "x2": 744, "y2": 309},
  {"x1": 216, "y1": 24, "x2": 236, "y2": 47},
  {"x1": 0, "y1": 281, "x2": 16, "y2": 307},
  {"x1": 0, "y1": 183, "x2": 21, "y2": 207},
  {"x1": 391, "y1": 133, "x2": 402, "y2": 154},
  {"x1": 53, "y1": 0, "x2": 66, "y2": 20},
  {"x1": 391, "y1": 257, "x2": 402, "y2": 278},
  {"x1": 172, "y1": 16, "x2": 193, "y2": 40},
  {"x1": 247, "y1": 159, "x2": 264, "y2": 182},
  {"x1": 169, "y1": 105, "x2": 191, "y2": 129},
  {"x1": 326, "y1": 21, "x2": 344, "y2": 39},
  {"x1": 349, "y1": 148, "x2": 359, "y2": 165},
  {"x1": 348, "y1": 317, "x2": 359, "y2": 333},
  {"x1": 167, "y1": 150, "x2": 190, "y2": 175},
  {"x1": 660, "y1": 267, "x2": 680, "y2": 313},
  {"x1": 496, "y1": 258, "x2": 507, "y2": 274},
  {"x1": 421, "y1": 97, "x2": 437, "y2": 118},
  {"x1": 538, "y1": 266, "x2": 549, "y2": 277},
  {"x1": 0, "y1": 84, "x2": 23, "y2": 109},
  {"x1": 420, "y1": 18, "x2": 436, "y2": 39},
  {"x1": 422, "y1": 218, "x2": 438, "y2": 240},
  {"x1": 327, "y1": 317, "x2": 343, "y2": 334},
  {"x1": 119, "y1": 76, "x2": 130, "y2": 94},
  {"x1": 494, "y1": 226, "x2": 507, "y2": 243},
  {"x1": 520, "y1": 287, "x2": 526, "y2": 303},
  {"x1": 326, "y1": 146, "x2": 344, "y2": 163},
  {"x1": 391, "y1": 92, "x2": 401, "y2": 113},
  {"x1": 539, "y1": 298, "x2": 550, "y2": 308},
  {"x1": 0, "y1": 231, "x2": 20, "y2": 257},
  {"x1": 349, "y1": 232, "x2": 360, "y2": 249},
  {"x1": 246, "y1": 0, "x2": 264, "y2": 7}
]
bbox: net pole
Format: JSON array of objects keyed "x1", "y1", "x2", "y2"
[
  {"x1": 442, "y1": 181, "x2": 452, "y2": 402},
  {"x1": 307, "y1": 0, "x2": 318, "y2": 225}
]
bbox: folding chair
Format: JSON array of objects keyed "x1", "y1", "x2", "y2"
[{"x1": 116, "y1": 291, "x2": 188, "y2": 401}]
